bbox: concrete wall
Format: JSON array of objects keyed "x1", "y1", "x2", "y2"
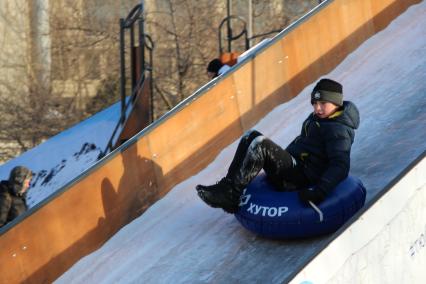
[
  {"x1": 291, "y1": 154, "x2": 426, "y2": 284},
  {"x1": 0, "y1": 0, "x2": 30, "y2": 95},
  {"x1": 0, "y1": 0, "x2": 421, "y2": 283}
]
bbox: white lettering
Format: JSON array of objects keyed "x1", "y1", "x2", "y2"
[
  {"x1": 268, "y1": 207, "x2": 277, "y2": 217},
  {"x1": 248, "y1": 203, "x2": 255, "y2": 214},
  {"x1": 278, "y1": 206, "x2": 289, "y2": 216},
  {"x1": 245, "y1": 203, "x2": 289, "y2": 217},
  {"x1": 254, "y1": 205, "x2": 262, "y2": 215}
]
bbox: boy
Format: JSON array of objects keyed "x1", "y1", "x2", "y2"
[
  {"x1": 0, "y1": 166, "x2": 32, "y2": 228},
  {"x1": 206, "y1": 58, "x2": 230, "y2": 79},
  {"x1": 196, "y1": 78, "x2": 360, "y2": 213}
]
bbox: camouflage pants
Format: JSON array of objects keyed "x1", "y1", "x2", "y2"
[{"x1": 226, "y1": 130, "x2": 309, "y2": 191}]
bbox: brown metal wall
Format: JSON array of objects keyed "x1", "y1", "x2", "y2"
[
  {"x1": 0, "y1": 0, "x2": 420, "y2": 283},
  {"x1": 116, "y1": 77, "x2": 152, "y2": 147}
]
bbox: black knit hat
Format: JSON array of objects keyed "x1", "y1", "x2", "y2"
[
  {"x1": 311, "y1": 78, "x2": 343, "y2": 106},
  {"x1": 207, "y1": 59, "x2": 223, "y2": 74}
]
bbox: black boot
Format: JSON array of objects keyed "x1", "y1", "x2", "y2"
[{"x1": 196, "y1": 178, "x2": 242, "y2": 214}]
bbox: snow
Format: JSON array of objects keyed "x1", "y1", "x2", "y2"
[
  {"x1": 0, "y1": 99, "x2": 127, "y2": 208},
  {"x1": 6, "y1": 0, "x2": 426, "y2": 282}
]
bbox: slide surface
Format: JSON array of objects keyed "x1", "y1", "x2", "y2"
[{"x1": 57, "y1": 2, "x2": 426, "y2": 283}]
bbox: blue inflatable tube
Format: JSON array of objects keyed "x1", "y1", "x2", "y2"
[{"x1": 235, "y1": 173, "x2": 366, "y2": 239}]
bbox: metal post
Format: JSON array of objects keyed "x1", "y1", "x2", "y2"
[
  {"x1": 130, "y1": 25, "x2": 136, "y2": 89},
  {"x1": 248, "y1": 0, "x2": 252, "y2": 48},
  {"x1": 142, "y1": 34, "x2": 154, "y2": 123},
  {"x1": 140, "y1": 0, "x2": 146, "y2": 74},
  {"x1": 227, "y1": 0, "x2": 232, "y2": 52},
  {"x1": 139, "y1": 17, "x2": 145, "y2": 78},
  {"x1": 149, "y1": 43, "x2": 154, "y2": 122},
  {"x1": 139, "y1": 2, "x2": 149, "y2": 121},
  {"x1": 119, "y1": 18, "x2": 126, "y2": 124}
]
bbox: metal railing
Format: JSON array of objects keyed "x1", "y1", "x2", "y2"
[
  {"x1": 218, "y1": 15, "x2": 249, "y2": 54},
  {"x1": 218, "y1": 15, "x2": 282, "y2": 55},
  {"x1": 99, "y1": 3, "x2": 154, "y2": 159}
]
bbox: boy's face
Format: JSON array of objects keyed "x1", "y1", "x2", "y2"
[
  {"x1": 21, "y1": 178, "x2": 31, "y2": 194},
  {"x1": 313, "y1": 101, "x2": 339, "y2": 119}
]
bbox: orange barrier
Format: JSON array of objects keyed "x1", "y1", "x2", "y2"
[
  {"x1": 0, "y1": 0, "x2": 420, "y2": 283},
  {"x1": 115, "y1": 77, "x2": 152, "y2": 147}
]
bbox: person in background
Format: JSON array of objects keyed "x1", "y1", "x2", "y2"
[
  {"x1": 206, "y1": 58, "x2": 231, "y2": 79},
  {"x1": 196, "y1": 79, "x2": 360, "y2": 213},
  {"x1": 0, "y1": 166, "x2": 32, "y2": 228}
]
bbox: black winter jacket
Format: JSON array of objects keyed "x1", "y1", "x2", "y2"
[
  {"x1": 0, "y1": 180, "x2": 28, "y2": 228},
  {"x1": 286, "y1": 101, "x2": 360, "y2": 199}
]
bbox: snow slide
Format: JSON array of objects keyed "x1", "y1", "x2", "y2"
[{"x1": 58, "y1": 1, "x2": 426, "y2": 283}]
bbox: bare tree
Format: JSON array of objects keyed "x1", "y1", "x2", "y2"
[
  {"x1": 0, "y1": 0, "x2": 318, "y2": 163},
  {"x1": 0, "y1": 0, "x2": 61, "y2": 160},
  {"x1": 0, "y1": 0, "x2": 136, "y2": 163},
  {"x1": 146, "y1": 0, "x2": 317, "y2": 119},
  {"x1": 145, "y1": 0, "x2": 222, "y2": 117}
]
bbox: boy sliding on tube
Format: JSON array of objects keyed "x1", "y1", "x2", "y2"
[{"x1": 196, "y1": 79, "x2": 360, "y2": 213}]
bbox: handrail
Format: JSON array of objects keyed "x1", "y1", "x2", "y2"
[
  {"x1": 123, "y1": 4, "x2": 143, "y2": 28},
  {"x1": 249, "y1": 29, "x2": 282, "y2": 40},
  {"x1": 99, "y1": 3, "x2": 154, "y2": 158},
  {"x1": 144, "y1": 34, "x2": 155, "y2": 121},
  {"x1": 98, "y1": 73, "x2": 146, "y2": 159},
  {"x1": 218, "y1": 15, "x2": 249, "y2": 54},
  {"x1": 218, "y1": 0, "x2": 323, "y2": 54}
]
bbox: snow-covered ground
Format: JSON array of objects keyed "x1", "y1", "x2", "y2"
[
  {"x1": 56, "y1": 1, "x2": 426, "y2": 283},
  {"x1": 0, "y1": 100, "x2": 125, "y2": 208}
]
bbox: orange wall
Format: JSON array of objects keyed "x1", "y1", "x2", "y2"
[
  {"x1": 0, "y1": 0, "x2": 420, "y2": 283},
  {"x1": 116, "y1": 77, "x2": 152, "y2": 147}
]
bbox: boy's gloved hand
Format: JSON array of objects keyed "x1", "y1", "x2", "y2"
[{"x1": 298, "y1": 187, "x2": 325, "y2": 204}]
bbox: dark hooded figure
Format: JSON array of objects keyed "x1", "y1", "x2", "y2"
[
  {"x1": 206, "y1": 58, "x2": 224, "y2": 79},
  {"x1": 196, "y1": 78, "x2": 360, "y2": 214},
  {"x1": 0, "y1": 166, "x2": 32, "y2": 228}
]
